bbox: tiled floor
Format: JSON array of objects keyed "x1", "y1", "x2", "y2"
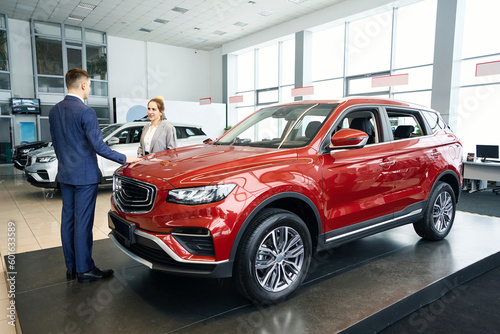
[{"x1": 0, "y1": 165, "x2": 113, "y2": 334}]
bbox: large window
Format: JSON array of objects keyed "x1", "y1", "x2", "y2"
[
  {"x1": 347, "y1": 11, "x2": 392, "y2": 76},
  {"x1": 457, "y1": 0, "x2": 500, "y2": 156},
  {"x1": 311, "y1": 24, "x2": 345, "y2": 99},
  {"x1": 0, "y1": 14, "x2": 10, "y2": 91},
  {"x1": 32, "y1": 21, "x2": 108, "y2": 97},
  {"x1": 307, "y1": 1, "x2": 436, "y2": 102},
  {"x1": 235, "y1": 38, "x2": 295, "y2": 123}
]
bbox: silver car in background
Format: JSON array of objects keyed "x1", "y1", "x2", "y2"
[{"x1": 24, "y1": 121, "x2": 209, "y2": 188}]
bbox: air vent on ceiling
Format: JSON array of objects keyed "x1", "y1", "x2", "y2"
[
  {"x1": 259, "y1": 10, "x2": 275, "y2": 17},
  {"x1": 153, "y1": 18, "x2": 169, "y2": 24},
  {"x1": 139, "y1": 28, "x2": 152, "y2": 33}
]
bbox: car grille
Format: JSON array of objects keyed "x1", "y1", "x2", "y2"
[
  {"x1": 113, "y1": 175, "x2": 157, "y2": 213},
  {"x1": 26, "y1": 156, "x2": 33, "y2": 167}
]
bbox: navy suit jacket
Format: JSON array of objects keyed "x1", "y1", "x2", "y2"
[{"x1": 49, "y1": 95, "x2": 126, "y2": 185}]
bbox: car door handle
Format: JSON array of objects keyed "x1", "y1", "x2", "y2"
[
  {"x1": 431, "y1": 149, "x2": 441, "y2": 158},
  {"x1": 379, "y1": 160, "x2": 395, "y2": 168}
]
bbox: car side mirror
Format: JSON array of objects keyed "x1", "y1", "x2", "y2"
[
  {"x1": 328, "y1": 129, "x2": 369, "y2": 150},
  {"x1": 107, "y1": 137, "x2": 119, "y2": 146}
]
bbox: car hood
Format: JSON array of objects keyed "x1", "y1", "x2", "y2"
[
  {"x1": 120, "y1": 144, "x2": 298, "y2": 189},
  {"x1": 28, "y1": 146, "x2": 55, "y2": 157},
  {"x1": 14, "y1": 141, "x2": 50, "y2": 150}
]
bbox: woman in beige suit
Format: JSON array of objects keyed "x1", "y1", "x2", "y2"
[{"x1": 137, "y1": 96, "x2": 177, "y2": 157}]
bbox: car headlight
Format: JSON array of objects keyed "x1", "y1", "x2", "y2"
[
  {"x1": 166, "y1": 184, "x2": 237, "y2": 205},
  {"x1": 36, "y1": 156, "x2": 56, "y2": 163}
]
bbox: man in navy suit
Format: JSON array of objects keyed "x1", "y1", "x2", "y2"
[{"x1": 49, "y1": 68, "x2": 140, "y2": 283}]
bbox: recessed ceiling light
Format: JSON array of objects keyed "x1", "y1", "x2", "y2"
[
  {"x1": 68, "y1": 14, "x2": 85, "y2": 21},
  {"x1": 288, "y1": 0, "x2": 307, "y2": 3},
  {"x1": 233, "y1": 21, "x2": 248, "y2": 27},
  {"x1": 153, "y1": 18, "x2": 169, "y2": 24},
  {"x1": 259, "y1": 10, "x2": 275, "y2": 16},
  {"x1": 139, "y1": 28, "x2": 152, "y2": 33},
  {"x1": 195, "y1": 38, "x2": 207, "y2": 43},
  {"x1": 77, "y1": 2, "x2": 97, "y2": 10},
  {"x1": 194, "y1": 27, "x2": 201, "y2": 30},
  {"x1": 171, "y1": 7, "x2": 188, "y2": 14},
  {"x1": 248, "y1": 1, "x2": 256, "y2": 4},
  {"x1": 213, "y1": 30, "x2": 227, "y2": 35}
]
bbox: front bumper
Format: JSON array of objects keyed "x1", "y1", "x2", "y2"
[
  {"x1": 108, "y1": 211, "x2": 233, "y2": 278},
  {"x1": 24, "y1": 168, "x2": 58, "y2": 188}
]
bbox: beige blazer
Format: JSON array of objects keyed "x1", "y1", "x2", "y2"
[{"x1": 137, "y1": 121, "x2": 177, "y2": 157}]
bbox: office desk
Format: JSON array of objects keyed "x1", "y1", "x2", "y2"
[{"x1": 463, "y1": 160, "x2": 500, "y2": 192}]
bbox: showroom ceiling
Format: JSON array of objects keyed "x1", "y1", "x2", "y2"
[{"x1": 1, "y1": 0, "x2": 343, "y2": 50}]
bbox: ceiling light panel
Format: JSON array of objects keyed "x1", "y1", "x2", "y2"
[
  {"x1": 77, "y1": 2, "x2": 97, "y2": 10},
  {"x1": 233, "y1": 21, "x2": 248, "y2": 27},
  {"x1": 139, "y1": 28, "x2": 152, "y2": 32},
  {"x1": 171, "y1": 7, "x2": 188, "y2": 14},
  {"x1": 68, "y1": 14, "x2": 85, "y2": 21}
]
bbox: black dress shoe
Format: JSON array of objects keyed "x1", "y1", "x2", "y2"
[
  {"x1": 77, "y1": 267, "x2": 114, "y2": 283},
  {"x1": 66, "y1": 268, "x2": 76, "y2": 280}
]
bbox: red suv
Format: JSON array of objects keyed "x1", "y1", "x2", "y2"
[{"x1": 109, "y1": 97, "x2": 462, "y2": 303}]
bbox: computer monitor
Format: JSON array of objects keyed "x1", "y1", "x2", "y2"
[
  {"x1": 476, "y1": 144, "x2": 499, "y2": 162},
  {"x1": 11, "y1": 98, "x2": 41, "y2": 114}
]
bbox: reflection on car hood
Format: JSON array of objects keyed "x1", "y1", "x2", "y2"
[
  {"x1": 27, "y1": 146, "x2": 55, "y2": 157},
  {"x1": 120, "y1": 144, "x2": 298, "y2": 189}
]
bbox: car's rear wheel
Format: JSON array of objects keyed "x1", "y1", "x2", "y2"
[
  {"x1": 233, "y1": 208, "x2": 312, "y2": 304},
  {"x1": 413, "y1": 181, "x2": 456, "y2": 241}
]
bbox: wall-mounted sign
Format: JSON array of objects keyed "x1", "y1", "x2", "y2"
[
  {"x1": 372, "y1": 74, "x2": 409, "y2": 88},
  {"x1": 291, "y1": 86, "x2": 314, "y2": 97},
  {"x1": 476, "y1": 60, "x2": 500, "y2": 77}
]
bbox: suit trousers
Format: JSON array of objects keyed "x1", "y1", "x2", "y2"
[{"x1": 60, "y1": 183, "x2": 98, "y2": 273}]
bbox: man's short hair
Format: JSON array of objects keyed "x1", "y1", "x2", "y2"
[{"x1": 65, "y1": 68, "x2": 90, "y2": 90}]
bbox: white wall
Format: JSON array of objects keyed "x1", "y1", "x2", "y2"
[
  {"x1": 108, "y1": 36, "x2": 212, "y2": 103},
  {"x1": 107, "y1": 36, "x2": 148, "y2": 101},
  {"x1": 8, "y1": 19, "x2": 34, "y2": 98}
]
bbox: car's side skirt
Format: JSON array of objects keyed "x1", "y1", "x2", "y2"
[{"x1": 318, "y1": 201, "x2": 426, "y2": 251}]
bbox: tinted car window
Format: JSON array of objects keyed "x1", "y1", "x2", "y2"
[
  {"x1": 421, "y1": 110, "x2": 447, "y2": 133},
  {"x1": 387, "y1": 109, "x2": 427, "y2": 139},
  {"x1": 333, "y1": 108, "x2": 382, "y2": 144},
  {"x1": 102, "y1": 124, "x2": 122, "y2": 138}
]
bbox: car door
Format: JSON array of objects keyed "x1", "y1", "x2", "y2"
[
  {"x1": 320, "y1": 107, "x2": 397, "y2": 233},
  {"x1": 99, "y1": 126, "x2": 143, "y2": 180},
  {"x1": 386, "y1": 108, "x2": 443, "y2": 216}
]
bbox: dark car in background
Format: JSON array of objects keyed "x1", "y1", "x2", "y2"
[{"x1": 12, "y1": 141, "x2": 51, "y2": 170}]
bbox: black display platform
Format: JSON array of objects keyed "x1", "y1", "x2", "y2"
[{"x1": 6, "y1": 211, "x2": 500, "y2": 334}]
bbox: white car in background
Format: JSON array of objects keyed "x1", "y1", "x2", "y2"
[{"x1": 24, "y1": 121, "x2": 210, "y2": 188}]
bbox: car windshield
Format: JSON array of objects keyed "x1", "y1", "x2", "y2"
[
  {"x1": 101, "y1": 124, "x2": 122, "y2": 139},
  {"x1": 216, "y1": 104, "x2": 337, "y2": 148}
]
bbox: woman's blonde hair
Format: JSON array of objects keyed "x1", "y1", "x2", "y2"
[{"x1": 148, "y1": 96, "x2": 166, "y2": 120}]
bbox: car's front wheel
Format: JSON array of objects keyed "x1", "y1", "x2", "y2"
[
  {"x1": 233, "y1": 208, "x2": 312, "y2": 304},
  {"x1": 413, "y1": 181, "x2": 456, "y2": 241}
]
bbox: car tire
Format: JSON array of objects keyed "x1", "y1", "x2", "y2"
[
  {"x1": 233, "y1": 208, "x2": 312, "y2": 304},
  {"x1": 413, "y1": 181, "x2": 456, "y2": 241}
]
